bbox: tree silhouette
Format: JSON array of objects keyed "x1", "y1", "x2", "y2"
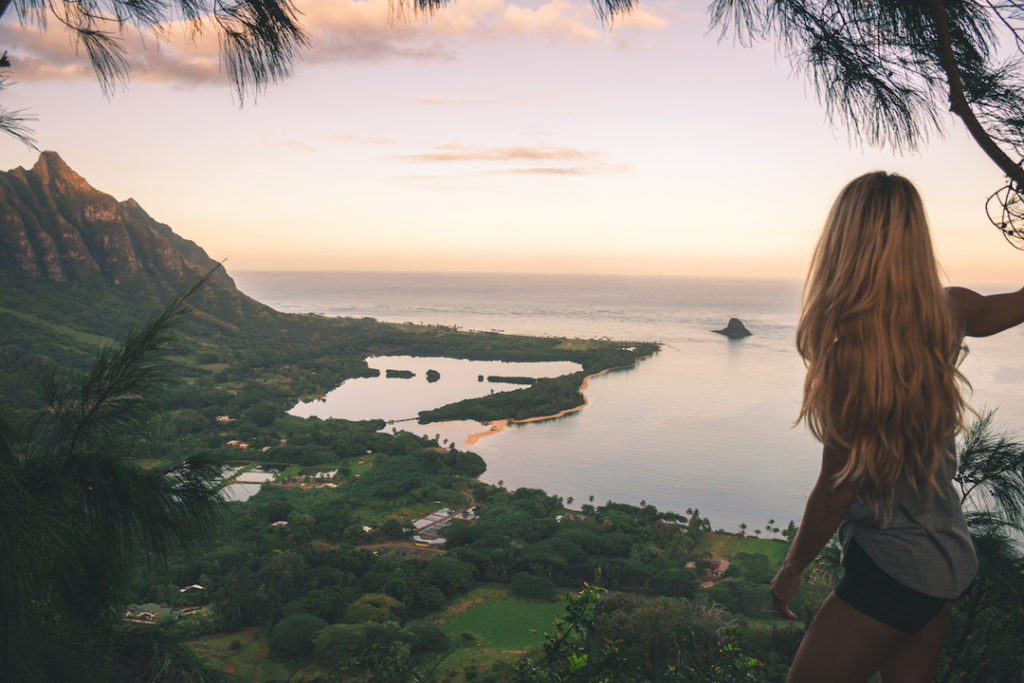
[
  {"x1": 0, "y1": 0, "x2": 308, "y2": 100},
  {"x1": 0, "y1": 275, "x2": 226, "y2": 681},
  {"x1": 939, "y1": 412, "x2": 1024, "y2": 679},
  {"x1": 712, "y1": 1, "x2": 1024, "y2": 246},
  {"x1": 954, "y1": 411, "x2": 1024, "y2": 528},
  {"x1": 0, "y1": 0, "x2": 470, "y2": 143}
]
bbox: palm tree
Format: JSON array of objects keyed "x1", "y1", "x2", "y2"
[{"x1": 0, "y1": 277, "x2": 226, "y2": 681}]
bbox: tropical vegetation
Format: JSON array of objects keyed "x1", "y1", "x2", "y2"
[
  {"x1": 3, "y1": 282, "x2": 1024, "y2": 680},
  {"x1": 0, "y1": 255, "x2": 1021, "y2": 681},
  {"x1": 0, "y1": 278, "x2": 226, "y2": 681}
]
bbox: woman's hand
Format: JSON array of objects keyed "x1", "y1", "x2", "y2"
[
  {"x1": 770, "y1": 564, "x2": 802, "y2": 620},
  {"x1": 770, "y1": 444, "x2": 854, "y2": 621}
]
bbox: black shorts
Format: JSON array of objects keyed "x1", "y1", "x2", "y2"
[{"x1": 835, "y1": 539, "x2": 951, "y2": 633}]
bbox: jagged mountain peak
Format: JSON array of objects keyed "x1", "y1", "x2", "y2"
[
  {"x1": 0, "y1": 152, "x2": 233, "y2": 291},
  {"x1": 30, "y1": 151, "x2": 95, "y2": 195}
]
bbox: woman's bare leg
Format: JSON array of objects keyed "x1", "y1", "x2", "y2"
[
  {"x1": 787, "y1": 592, "x2": 906, "y2": 683},
  {"x1": 878, "y1": 602, "x2": 952, "y2": 683}
]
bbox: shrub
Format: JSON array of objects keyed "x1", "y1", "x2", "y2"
[
  {"x1": 403, "y1": 621, "x2": 450, "y2": 653},
  {"x1": 269, "y1": 613, "x2": 328, "y2": 659},
  {"x1": 510, "y1": 572, "x2": 557, "y2": 601}
]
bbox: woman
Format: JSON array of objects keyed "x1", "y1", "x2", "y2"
[{"x1": 771, "y1": 172, "x2": 1024, "y2": 682}]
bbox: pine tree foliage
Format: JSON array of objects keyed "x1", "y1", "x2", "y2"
[
  {"x1": 0, "y1": 61, "x2": 36, "y2": 147},
  {"x1": 0, "y1": 0, "x2": 309, "y2": 99},
  {"x1": 940, "y1": 412, "x2": 1024, "y2": 680},
  {"x1": 0, "y1": 274, "x2": 227, "y2": 681},
  {"x1": 0, "y1": 0, "x2": 498, "y2": 101},
  {"x1": 709, "y1": 0, "x2": 1024, "y2": 248},
  {"x1": 956, "y1": 411, "x2": 1024, "y2": 529}
]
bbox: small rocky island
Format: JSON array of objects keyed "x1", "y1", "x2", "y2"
[{"x1": 712, "y1": 318, "x2": 752, "y2": 338}]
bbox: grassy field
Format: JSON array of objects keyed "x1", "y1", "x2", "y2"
[
  {"x1": 349, "y1": 456, "x2": 378, "y2": 476},
  {"x1": 697, "y1": 533, "x2": 744, "y2": 557},
  {"x1": 186, "y1": 628, "x2": 294, "y2": 681},
  {"x1": 352, "y1": 496, "x2": 449, "y2": 524},
  {"x1": 697, "y1": 533, "x2": 788, "y2": 566},
  {"x1": 737, "y1": 536, "x2": 788, "y2": 565},
  {"x1": 434, "y1": 588, "x2": 568, "y2": 678},
  {"x1": 0, "y1": 305, "x2": 116, "y2": 347},
  {"x1": 350, "y1": 476, "x2": 471, "y2": 523}
]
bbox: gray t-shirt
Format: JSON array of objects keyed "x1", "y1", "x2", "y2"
[{"x1": 837, "y1": 445, "x2": 977, "y2": 599}]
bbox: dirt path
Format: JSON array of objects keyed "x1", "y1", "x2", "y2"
[
  {"x1": 436, "y1": 589, "x2": 504, "y2": 624},
  {"x1": 252, "y1": 633, "x2": 268, "y2": 680}
]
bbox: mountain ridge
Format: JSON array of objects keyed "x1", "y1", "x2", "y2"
[
  {"x1": 0, "y1": 152, "x2": 296, "y2": 402},
  {"x1": 0, "y1": 153, "x2": 659, "y2": 423},
  {"x1": 0, "y1": 151, "x2": 233, "y2": 290}
]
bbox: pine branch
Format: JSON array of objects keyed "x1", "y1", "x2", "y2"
[{"x1": 929, "y1": 0, "x2": 1024, "y2": 187}]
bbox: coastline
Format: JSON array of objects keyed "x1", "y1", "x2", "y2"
[{"x1": 461, "y1": 357, "x2": 648, "y2": 445}]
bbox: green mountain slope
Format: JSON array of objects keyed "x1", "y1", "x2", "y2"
[{"x1": 0, "y1": 153, "x2": 658, "y2": 417}]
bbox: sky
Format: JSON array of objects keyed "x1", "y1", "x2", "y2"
[{"x1": 0, "y1": 0, "x2": 1021, "y2": 283}]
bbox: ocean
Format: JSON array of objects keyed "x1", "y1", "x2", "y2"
[{"x1": 233, "y1": 271, "x2": 1024, "y2": 532}]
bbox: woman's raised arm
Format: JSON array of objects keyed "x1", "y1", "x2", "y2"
[{"x1": 948, "y1": 286, "x2": 1024, "y2": 337}]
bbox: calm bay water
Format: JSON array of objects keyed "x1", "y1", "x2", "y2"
[
  {"x1": 290, "y1": 355, "x2": 583, "y2": 422},
  {"x1": 234, "y1": 271, "x2": 1024, "y2": 532}
]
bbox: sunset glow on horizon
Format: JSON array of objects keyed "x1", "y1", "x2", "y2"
[{"x1": 1, "y1": 0, "x2": 1021, "y2": 285}]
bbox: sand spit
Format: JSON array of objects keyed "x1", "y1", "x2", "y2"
[
  {"x1": 461, "y1": 362, "x2": 637, "y2": 446},
  {"x1": 464, "y1": 420, "x2": 509, "y2": 445}
]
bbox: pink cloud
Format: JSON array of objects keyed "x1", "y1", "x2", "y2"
[
  {"x1": 332, "y1": 133, "x2": 398, "y2": 144},
  {"x1": 259, "y1": 139, "x2": 316, "y2": 152},
  {"x1": 390, "y1": 143, "x2": 631, "y2": 174},
  {"x1": 417, "y1": 95, "x2": 490, "y2": 104},
  {"x1": 392, "y1": 144, "x2": 597, "y2": 162},
  {"x1": 0, "y1": 0, "x2": 669, "y2": 85}
]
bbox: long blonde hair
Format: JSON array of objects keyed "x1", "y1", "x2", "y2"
[{"x1": 797, "y1": 172, "x2": 967, "y2": 519}]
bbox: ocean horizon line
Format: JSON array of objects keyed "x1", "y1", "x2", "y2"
[
  {"x1": 232, "y1": 269, "x2": 1020, "y2": 293},
  {"x1": 232, "y1": 268, "x2": 805, "y2": 283}
]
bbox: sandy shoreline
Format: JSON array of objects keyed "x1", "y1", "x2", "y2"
[{"x1": 461, "y1": 359, "x2": 645, "y2": 446}]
